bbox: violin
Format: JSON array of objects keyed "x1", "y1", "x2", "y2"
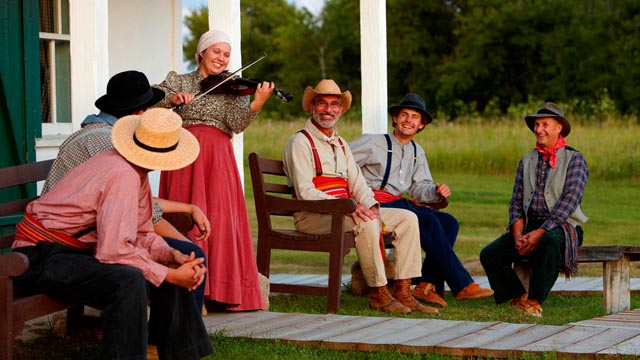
[{"x1": 200, "y1": 72, "x2": 293, "y2": 103}]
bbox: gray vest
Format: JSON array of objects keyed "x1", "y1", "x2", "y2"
[{"x1": 522, "y1": 147, "x2": 588, "y2": 227}]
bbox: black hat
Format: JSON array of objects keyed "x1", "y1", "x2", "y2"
[
  {"x1": 525, "y1": 102, "x2": 571, "y2": 137},
  {"x1": 94, "y1": 71, "x2": 165, "y2": 116},
  {"x1": 388, "y1": 93, "x2": 433, "y2": 125}
]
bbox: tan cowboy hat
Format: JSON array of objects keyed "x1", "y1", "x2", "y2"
[
  {"x1": 111, "y1": 108, "x2": 200, "y2": 171},
  {"x1": 302, "y1": 79, "x2": 352, "y2": 113}
]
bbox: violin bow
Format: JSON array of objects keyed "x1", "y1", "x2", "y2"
[{"x1": 172, "y1": 52, "x2": 267, "y2": 111}]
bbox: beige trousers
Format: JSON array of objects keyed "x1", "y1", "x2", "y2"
[{"x1": 294, "y1": 207, "x2": 422, "y2": 287}]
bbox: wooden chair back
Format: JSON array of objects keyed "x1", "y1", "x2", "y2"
[{"x1": 249, "y1": 152, "x2": 358, "y2": 312}]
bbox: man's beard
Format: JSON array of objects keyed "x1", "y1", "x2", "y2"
[{"x1": 312, "y1": 110, "x2": 340, "y2": 129}]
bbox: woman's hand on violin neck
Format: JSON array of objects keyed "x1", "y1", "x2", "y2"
[
  {"x1": 171, "y1": 92, "x2": 195, "y2": 107},
  {"x1": 250, "y1": 81, "x2": 275, "y2": 112}
]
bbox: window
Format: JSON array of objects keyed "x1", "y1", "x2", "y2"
[{"x1": 39, "y1": 0, "x2": 71, "y2": 124}]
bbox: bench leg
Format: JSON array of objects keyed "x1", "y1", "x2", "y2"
[
  {"x1": 513, "y1": 262, "x2": 532, "y2": 291},
  {"x1": 602, "y1": 256, "x2": 630, "y2": 315}
]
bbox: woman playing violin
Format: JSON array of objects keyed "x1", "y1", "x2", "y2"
[{"x1": 154, "y1": 29, "x2": 274, "y2": 312}]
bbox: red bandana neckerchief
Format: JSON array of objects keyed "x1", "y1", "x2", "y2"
[{"x1": 536, "y1": 135, "x2": 567, "y2": 168}]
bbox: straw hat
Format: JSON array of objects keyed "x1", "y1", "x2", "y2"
[
  {"x1": 302, "y1": 79, "x2": 352, "y2": 113},
  {"x1": 525, "y1": 102, "x2": 571, "y2": 137},
  {"x1": 111, "y1": 108, "x2": 200, "y2": 171}
]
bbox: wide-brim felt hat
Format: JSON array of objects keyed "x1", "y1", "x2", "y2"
[
  {"x1": 388, "y1": 93, "x2": 433, "y2": 125},
  {"x1": 111, "y1": 108, "x2": 200, "y2": 171},
  {"x1": 95, "y1": 70, "x2": 165, "y2": 115},
  {"x1": 302, "y1": 79, "x2": 352, "y2": 113},
  {"x1": 525, "y1": 102, "x2": 571, "y2": 137}
]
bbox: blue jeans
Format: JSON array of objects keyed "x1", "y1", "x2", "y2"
[
  {"x1": 13, "y1": 242, "x2": 213, "y2": 360},
  {"x1": 381, "y1": 198, "x2": 473, "y2": 295},
  {"x1": 164, "y1": 237, "x2": 206, "y2": 310}
]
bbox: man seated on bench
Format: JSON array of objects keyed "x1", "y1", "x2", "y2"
[
  {"x1": 480, "y1": 102, "x2": 588, "y2": 318},
  {"x1": 283, "y1": 79, "x2": 437, "y2": 315},
  {"x1": 350, "y1": 93, "x2": 493, "y2": 308},
  {"x1": 41, "y1": 70, "x2": 210, "y2": 312},
  {"x1": 11, "y1": 108, "x2": 213, "y2": 360}
]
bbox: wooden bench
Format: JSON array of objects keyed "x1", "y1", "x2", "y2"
[
  {"x1": 514, "y1": 245, "x2": 640, "y2": 315},
  {"x1": 0, "y1": 159, "x2": 194, "y2": 360}
]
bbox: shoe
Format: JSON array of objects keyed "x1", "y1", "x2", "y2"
[
  {"x1": 369, "y1": 285, "x2": 412, "y2": 314},
  {"x1": 393, "y1": 279, "x2": 439, "y2": 315},
  {"x1": 454, "y1": 282, "x2": 494, "y2": 300},
  {"x1": 202, "y1": 303, "x2": 208, "y2": 316},
  {"x1": 147, "y1": 345, "x2": 159, "y2": 360},
  {"x1": 412, "y1": 282, "x2": 447, "y2": 307},
  {"x1": 511, "y1": 294, "x2": 542, "y2": 318}
]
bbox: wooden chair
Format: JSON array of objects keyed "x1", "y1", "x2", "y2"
[{"x1": 248, "y1": 152, "x2": 358, "y2": 313}]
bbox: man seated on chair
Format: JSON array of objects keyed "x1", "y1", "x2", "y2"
[
  {"x1": 12, "y1": 108, "x2": 213, "y2": 359},
  {"x1": 480, "y1": 102, "x2": 588, "y2": 318},
  {"x1": 282, "y1": 79, "x2": 437, "y2": 315},
  {"x1": 41, "y1": 70, "x2": 210, "y2": 311},
  {"x1": 350, "y1": 93, "x2": 493, "y2": 308}
]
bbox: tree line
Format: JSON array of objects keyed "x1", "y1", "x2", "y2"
[{"x1": 184, "y1": 0, "x2": 640, "y2": 121}]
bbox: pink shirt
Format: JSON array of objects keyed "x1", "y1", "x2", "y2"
[{"x1": 13, "y1": 150, "x2": 173, "y2": 286}]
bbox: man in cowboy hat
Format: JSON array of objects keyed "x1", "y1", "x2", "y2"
[
  {"x1": 350, "y1": 93, "x2": 494, "y2": 308},
  {"x1": 480, "y1": 102, "x2": 588, "y2": 317},
  {"x1": 41, "y1": 70, "x2": 210, "y2": 311},
  {"x1": 283, "y1": 80, "x2": 436, "y2": 315},
  {"x1": 11, "y1": 108, "x2": 214, "y2": 359}
]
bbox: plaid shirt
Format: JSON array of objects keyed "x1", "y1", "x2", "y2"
[{"x1": 508, "y1": 149, "x2": 588, "y2": 231}]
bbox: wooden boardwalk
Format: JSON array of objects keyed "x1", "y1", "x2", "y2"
[{"x1": 200, "y1": 275, "x2": 640, "y2": 358}]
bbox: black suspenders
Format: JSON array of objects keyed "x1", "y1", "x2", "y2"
[{"x1": 380, "y1": 134, "x2": 416, "y2": 190}]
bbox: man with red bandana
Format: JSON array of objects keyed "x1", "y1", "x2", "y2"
[{"x1": 480, "y1": 102, "x2": 589, "y2": 317}]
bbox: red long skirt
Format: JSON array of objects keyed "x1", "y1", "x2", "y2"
[{"x1": 160, "y1": 125, "x2": 264, "y2": 311}]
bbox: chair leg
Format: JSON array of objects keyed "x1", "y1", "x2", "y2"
[
  {"x1": 256, "y1": 240, "x2": 271, "y2": 278},
  {"x1": 327, "y1": 246, "x2": 347, "y2": 313}
]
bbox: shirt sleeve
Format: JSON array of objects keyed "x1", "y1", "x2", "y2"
[
  {"x1": 508, "y1": 159, "x2": 525, "y2": 229},
  {"x1": 407, "y1": 146, "x2": 440, "y2": 203},
  {"x1": 344, "y1": 143, "x2": 378, "y2": 209},
  {"x1": 541, "y1": 152, "x2": 589, "y2": 231}
]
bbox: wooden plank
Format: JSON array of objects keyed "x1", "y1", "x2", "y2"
[
  {"x1": 518, "y1": 325, "x2": 608, "y2": 354},
  {"x1": 324, "y1": 318, "x2": 464, "y2": 352},
  {"x1": 203, "y1": 311, "x2": 286, "y2": 333},
  {"x1": 253, "y1": 314, "x2": 392, "y2": 346},
  {"x1": 218, "y1": 312, "x2": 315, "y2": 338},
  {"x1": 476, "y1": 324, "x2": 567, "y2": 358},
  {"x1": 395, "y1": 321, "x2": 499, "y2": 355},
  {"x1": 434, "y1": 322, "x2": 536, "y2": 358},
  {"x1": 556, "y1": 327, "x2": 640, "y2": 359},
  {"x1": 603, "y1": 257, "x2": 630, "y2": 314},
  {"x1": 596, "y1": 333, "x2": 640, "y2": 356}
]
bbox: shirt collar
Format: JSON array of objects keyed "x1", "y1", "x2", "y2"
[
  {"x1": 81, "y1": 112, "x2": 118, "y2": 127},
  {"x1": 304, "y1": 118, "x2": 339, "y2": 143}
]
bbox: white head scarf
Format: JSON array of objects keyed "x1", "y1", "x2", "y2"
[{"x1": 195, "y1": 29, "x2": 231, "y2": 64}]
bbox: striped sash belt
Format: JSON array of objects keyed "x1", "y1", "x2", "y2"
[{"x1": 15, "y1": 212, "x2": 91, "y2": 250}]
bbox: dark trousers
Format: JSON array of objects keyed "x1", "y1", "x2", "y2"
[
  {"x1": 164, "y1": 237, "x2": 206, "y2": 310},
  {"x1": 13, "y1": 243, "x2": 213, "y2": 360},
  {"x1": 381, "y1": 198, "x2": 473, "y2": 295},
  {"x1": 479, "y1": 219, "x2": 581, "y2": 304}
]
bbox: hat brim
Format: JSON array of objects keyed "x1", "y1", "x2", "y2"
[
  {"x1": 111, "y1": 115, "x2": 200, "y2": 171},
  {"x1": 389, "y1": 105, "x2": 433, "y2": 124},
  {"x1": 525, "y1": 115, "x2": 571, "y2": 137},
  {"x1": 95, "y1": 88, "x2": 165, "y2": 115},
  {"x1": 302, "y1": 86, "x2": 352, "y2": 114}
]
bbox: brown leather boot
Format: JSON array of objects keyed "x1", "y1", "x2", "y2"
[
  {"x1": 412, "y1": 282, "x2": 448, "y2": 307},
  {"x1": 393, "y1": 279, "x2": 439, "y2": 315},
  {"x1": 369, "y1": 285, "x2": 412, "y2": 314}
]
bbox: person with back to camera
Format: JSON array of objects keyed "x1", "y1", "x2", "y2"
[
  {"x1": 480, "y1": 102, "x2": 588, "y2": 317},
  {"x1": 154, "y1": 29, "x2": 274, "y2": 311},
  {"x1": 350, "y1": 93, "x2": 493, "y2": 308},
  {"x1": 12, "y1": 108, "x2": 213, "y2": 359}
]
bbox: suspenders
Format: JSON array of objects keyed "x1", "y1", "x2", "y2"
[
  {"x1": 380, "y1": 134, "x2": 416, "y2": 190},
  {"x1": 299, "y1": 129, "x2": 346, "y2": 175}
]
